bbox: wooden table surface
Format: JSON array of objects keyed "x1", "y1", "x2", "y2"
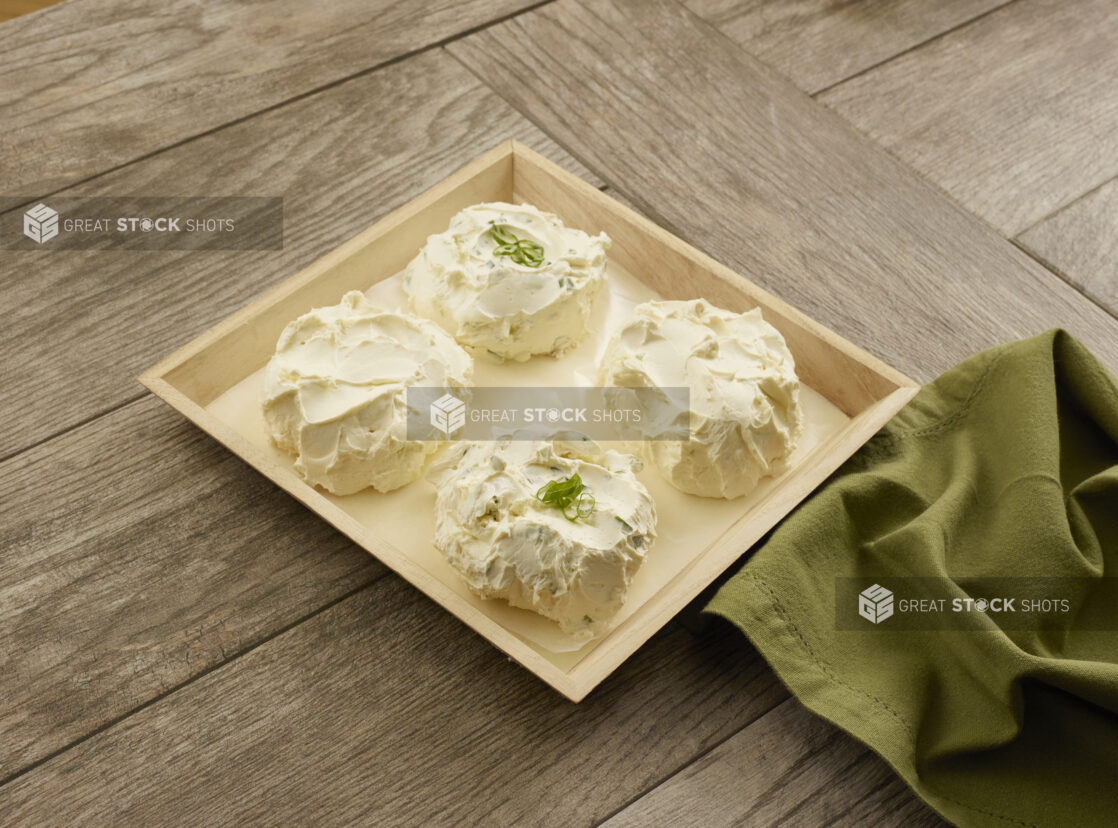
[{"x1": 2, "y1": 1, "x2": 1116, "y2": 824}]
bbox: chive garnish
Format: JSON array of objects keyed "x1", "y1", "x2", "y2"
[
  {"x1": 489, "y1": 220, "x2": 545, "y2": 268},
  {"x1": 536, "y1": 473, "x2": 596, "y2": 522}
]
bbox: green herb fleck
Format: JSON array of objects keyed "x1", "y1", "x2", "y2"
[
  {"x1": 615, "y1": 516, "x2": 633, "y2": 532},
  {"x1": 536, "y1": 473, "x2": 596, "y2": 522},
  {"x1": 583, "y1": 615, "x2": 594, "y2": 624},
  {"x1": 489, "y1": 220, "x2": 545, "y2": 268}
]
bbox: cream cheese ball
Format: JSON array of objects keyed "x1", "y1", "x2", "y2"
[
  {"x1": 262, "y1": 290, "x2": 472, "y2": 495},
  {"x1": 403, "y1": 202, "x2": 609, "y2": 362},
  {"x1": 428, "y1": 441, "x2": 656, "y2": 637},
  {"x1": 600, "y1": 299, "x2": 803, "y2": 499}
]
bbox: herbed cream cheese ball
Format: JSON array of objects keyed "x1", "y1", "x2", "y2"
[
  {"x1": 600, "y1": 298, "x2": 803, "y2": 499},
  {"x1": 403, "y1": 202, "x2": 609, "y2": 362},
  {"x1": 262, "y1": 290, "x2": 472, "y2": 495},
  {"x1": 428, "y1": 440, "x2": 656, "y2": 638}
]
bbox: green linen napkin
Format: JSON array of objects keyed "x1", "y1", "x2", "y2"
[{"x1": 705, "y1": 329, "x2": 1118, "y2": 828}]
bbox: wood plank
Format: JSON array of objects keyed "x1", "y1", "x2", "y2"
[
  {"x1": 817, "y1": 0, "x2": 1118, "y2": 235},
  {"x1": 3, "y1": 3, "x2": 1111, "y2": 822},
  {"x1": 1016, "y1": 176, "x2": 1118, "y2": 318},
  {"x1": 0, "y1": 48, "x2": 598, "y2": 460},
  {"x1": 0, "y1": 394, "x2": 383, "y2": 779},
  {"x1": 447, "y1": 0, "x2": 1118, "y2": 383},
  {"x1": 685, "y1": 0, "x2": 1007, "y2": 94},
  {"x1": 603, "y1": 699, "x2": 945, "y2": 827},
  {"x1": 0, "y1": 0, "x2": 549, "y2": 195},
  {"x1": 0, "y1": 586, "x2": 786, "y2": 825}
]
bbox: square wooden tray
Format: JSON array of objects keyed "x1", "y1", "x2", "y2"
[{"x1": 140, "y1": 140, "x2": 918, "y2": 701}]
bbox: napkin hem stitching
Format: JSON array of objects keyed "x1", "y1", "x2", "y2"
[
  {"x1": 890, "y1": 350, "x2": 1002, "y2": 442},
  {"x1": 747, "y1": 568, "x2": 1040, "y2": 828},
  {"x1": 746, "y1": 569, "x2": 915, "y2": 738}
]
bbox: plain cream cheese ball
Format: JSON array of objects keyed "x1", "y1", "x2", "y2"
[
  {"x1": 600, "y1": 298, "x2": 803, "y2": 499},
  {"x1": 403, "y1": 202, "x2": 609, "y2": 362},
  {"x1": 262, "y1": 290, "x2": 472, "y2": 495},
  {"x1": 428, "y1": 440, "x2": 656, "y2": 638}
]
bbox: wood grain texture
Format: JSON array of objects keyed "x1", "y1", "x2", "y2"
[
  {"x1": 1017, "y1": 177, "x2": 1118, "y2": 318},
  {"x1": 0, "y1": 0, "x2": 548, "y2": 194},
  {"x1": 447, "y1": 0, "x2": 1118, "y2": 384},
  {"x1": 0, "y1": 49, "x2": 597, "y2": 460},
  {"x1": 0, "y1": 588, "x2": 785, "y2": 826},
  {"x1": 603, "y1": 699, "x2": 946, "y2": 827},
  {"x1": 4, "y1": 2, "x2": 1113, "y2": 824},
  {"x1": 0, "y1": 395, "x2": 383, "y2": 778},
  {"x1": 685, "y1": 0, "x2": 1007, "y2": 94},
  {"x1": 818, "y1": 0, "x2": 1118, "y2": 235}
]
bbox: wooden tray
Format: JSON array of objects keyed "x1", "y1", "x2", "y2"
[{"x1": 140, "y1": 140, "x2": 918, "y2": 701}]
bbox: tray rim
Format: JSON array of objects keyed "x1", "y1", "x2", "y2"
[{"x1": 140, "y1": 139, "x2": 919, "y2": 701}]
